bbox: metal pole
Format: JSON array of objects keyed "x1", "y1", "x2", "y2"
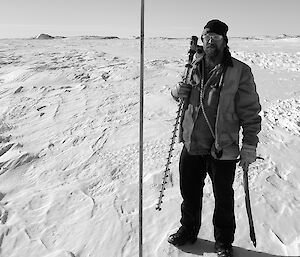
[{"x1": 139, "y1": 0, "x2": 144, "y2": 256}]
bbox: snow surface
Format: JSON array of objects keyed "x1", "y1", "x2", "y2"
[{"x1": 0, "y1": 37, "x2": 299, "y2": 257}]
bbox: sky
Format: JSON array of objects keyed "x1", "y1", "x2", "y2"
[{"x1": 0, "y1": 0, "x2": 300, "y2": 39}]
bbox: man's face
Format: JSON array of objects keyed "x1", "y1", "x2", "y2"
[{"x1": 202, "y1": 33, "x2": 226, "y2": 58}]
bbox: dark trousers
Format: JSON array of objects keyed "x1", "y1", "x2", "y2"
[{"x1": 179, "y1": 147, "x2": 236, "y2": 246}]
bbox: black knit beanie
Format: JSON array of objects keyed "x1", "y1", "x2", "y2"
[{"x1": 203, "y1": 19, "x2": 228, "y2": 43}]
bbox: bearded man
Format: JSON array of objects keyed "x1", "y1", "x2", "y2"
[{"x1": 168, "y1": 20, "x2": 262, "y2": 257}]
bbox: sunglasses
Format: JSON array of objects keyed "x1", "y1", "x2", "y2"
[{"x1": 202, "y1": 34, "x2": 223, "y2": 41}]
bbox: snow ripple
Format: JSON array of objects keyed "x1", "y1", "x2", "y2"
[
  {"x1": 263, "y1": 98, "x2": 300, "y2": 136},
  {"x1": 232, "y1": 51, "x2": 300, "y2": 72}
]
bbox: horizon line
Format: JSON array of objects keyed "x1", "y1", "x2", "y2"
[{"x1": 1, "y1": 33, "x2": 300, "y2": 40}]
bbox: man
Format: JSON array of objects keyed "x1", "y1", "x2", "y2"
[{"x1": 168, "y1": 20, "x2": 261, "y2": 257}]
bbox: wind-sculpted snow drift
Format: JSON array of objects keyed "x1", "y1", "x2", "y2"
[{"x1": 0, "y1": 37, "x2": 299, "y2": 257}]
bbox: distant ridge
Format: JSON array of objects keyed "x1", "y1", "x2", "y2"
[
  {"x1": 35, "y1": 33, "x2": 54, "y2": 39},
  {"x1": 274, "y1": 34, "x2": 300, "y2": 39},
  {"x1": 2, "y1": 34, "x2": 299, "y2": 41},
  {"x1": 147, "y1": 36, "x2": 201, "y2": 40},
  {"x1": 231, "y1": 34, "x2": 300, "y2": 40},
  {"x1": 80, "y1": 36, "x2": 119, "y2": 40},
  {"x1": 34, "y1": 33, "x2": 66, "y2": 40}
]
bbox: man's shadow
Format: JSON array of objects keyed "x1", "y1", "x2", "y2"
[{"x1": 179, "y1": 238, "x2": 298, "y2": 257}]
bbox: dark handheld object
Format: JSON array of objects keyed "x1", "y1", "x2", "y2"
[
  {"x1": 243, "y1": 166, "x2": 257, "y2": 247},
  {"x1": 183, "y1": 36, "x2": 199, "y2": 78},
  {"x1": 155, "y1": 36, "x2": 198, "y2": 211}
]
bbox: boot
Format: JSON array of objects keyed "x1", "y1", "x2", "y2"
[
  {"x1": 168, "y1": 226, "x2": 197, "y2": 246},
  {"x1": 215, "y1": 242, "x2": 233, "y2": 257}
]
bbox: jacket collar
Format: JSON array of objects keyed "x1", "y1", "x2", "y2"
[{"x1": 223, "y1": 48, "x2": 233, "y2": 67}]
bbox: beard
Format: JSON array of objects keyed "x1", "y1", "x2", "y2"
[{"x1": 204, "y1": 44, "x2": 221, "y2": 59}]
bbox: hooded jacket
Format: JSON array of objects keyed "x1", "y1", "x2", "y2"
[{"x1": 174, "y1": 52, "x2": 261, "y2": 160}]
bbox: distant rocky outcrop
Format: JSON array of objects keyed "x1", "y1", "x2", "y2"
[
  {"x1": 35, "y1": 33, "x2": 55, "y2": 39},
  {"x1": 80, "y1": 36, "x2": 119, "y2": 40},
  {"x1": 275, "y1": 34, "x2": 300, "y2": 39}
]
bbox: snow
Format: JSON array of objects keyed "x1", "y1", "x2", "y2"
[{"x1": 0, "y1": 36, "x2": 300, "y2": 257}]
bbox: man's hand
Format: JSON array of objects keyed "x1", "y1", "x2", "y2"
[
  {"x1": 239, "y1": 144, "x2": 257, "y2": 170},
  {"x1": 171, "y1": 82, "x2": 192, "y2": 101},
  {"x1": 178, "y1": 82, "x2": 192, "y2": 99}
]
